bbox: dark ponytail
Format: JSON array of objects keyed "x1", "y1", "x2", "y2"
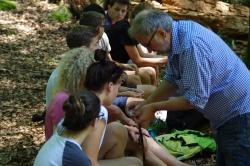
[
  {"x1": 94, "y1": 49, "x2": 109, "y2": 61},
  {"x1": 62, "y1": 90, "x2": 100, "y2": 131}
]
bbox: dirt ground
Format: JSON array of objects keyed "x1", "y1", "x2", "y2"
[
  {"x1": 0, "y1": 1, "x2": 225, "y2": 165},
  {"x1": 1, "y1": 1, "x2": 69, "y2": 165}
]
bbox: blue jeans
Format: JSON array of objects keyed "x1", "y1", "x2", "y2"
[{"x1": 216, "y1": 113, "x2": 250, "y2": 166}]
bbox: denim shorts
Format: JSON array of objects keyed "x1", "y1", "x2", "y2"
[
  {"x1": 112, "y1": 96, "x2": 128, "y2": 111},
  {"x1": 215, "y1": 113, "x2": 250, "y2": 166}
]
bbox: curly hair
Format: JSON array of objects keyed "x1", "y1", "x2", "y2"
[{"x1": 53, "y1": 47, "x2": 95, "y2": 96}]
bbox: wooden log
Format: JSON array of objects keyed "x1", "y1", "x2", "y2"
[{"x1": 131, "y1": 0, "x2": 249, "y2": 39}]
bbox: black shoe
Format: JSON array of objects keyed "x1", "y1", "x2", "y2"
[{"x1": 32, "y1": 111, "x2": 46, "y2": 122}]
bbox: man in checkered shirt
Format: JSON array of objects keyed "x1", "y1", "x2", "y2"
[{"x1": 129, "y1": 9, "x2": 250, "y2": 166}]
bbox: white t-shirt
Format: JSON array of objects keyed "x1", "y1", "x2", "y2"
[
  {"x1": 34, "y1": 132, "x2": 91, "y2": 166},
  {"x1": 97, "y1": 32, "x2": 111, "y2": 53},
  {"x1": 99, "y1": 105, "x2": 108, "y2": 148}
]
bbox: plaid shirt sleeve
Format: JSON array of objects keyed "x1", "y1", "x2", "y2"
[{"x1": 177, "y1": 39, "x2": 213, "y2": 110}]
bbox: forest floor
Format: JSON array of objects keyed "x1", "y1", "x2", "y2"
[
  {"x1": 0, "y1": 1, "x2": 246, "y2": 165},
  {"x1": 1, "y1": 1, "x2": 68, "y2": 165}
]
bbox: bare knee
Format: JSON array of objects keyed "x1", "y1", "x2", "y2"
[
  {"x1": 127, "y1": 74, "x2": 142, "y2": 86},
  {"x1": 136, "y1": 85, "x2": 156, "y2": 99},
  {"x1": 138, "y1": 67, "x2": 157, "y2": 85},
  {"x1": 126, "y1": 157, "x2": 143, "y2": 166},
  {"x1": 108, "y1": 122, "x2": 128, "y2": 140}
]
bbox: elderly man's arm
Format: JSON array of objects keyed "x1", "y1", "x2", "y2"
[
  {"x1": 146, "y1": 80, "x2": 177, "y2": 103},
  {"x1": 135, "y1": 96, "x2": 194, "y2": 125}
]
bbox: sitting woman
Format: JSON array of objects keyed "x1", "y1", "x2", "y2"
[
  {"x1": 34, "y1": 90, "x2": 101, "y2": 166},
  {"x1": 85, "y1": 60, "x2": 189, "y2": 166},
  {"x1": 45, "y1": 48, "x2": 142, "y2": 165}
]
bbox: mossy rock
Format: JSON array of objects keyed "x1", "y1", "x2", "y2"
[{"x1": 0, "y1": 0, "x2": 16, "y2": 11}]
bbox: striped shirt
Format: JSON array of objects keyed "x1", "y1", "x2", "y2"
[{"x1": 164, "y1": 21, "x2": 250, "y2": 130}]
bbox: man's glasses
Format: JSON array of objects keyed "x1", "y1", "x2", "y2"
[{"x1": 146, "y1": 28, "x2": 158, "y2": 48}]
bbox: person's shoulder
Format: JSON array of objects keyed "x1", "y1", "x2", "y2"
[
  {"x1": 112, "y1": 19, "x2": 130, "y2": 30},
  {"x1": 100, "y1": 105, "x2": 108, "y2": 121},
  {"x1": 52, "y1": 91, "x2": 70, "y2": 104},
  {"x1": 63, "y1": 141, "x2": 91, "y2": 166},
  {"x1": 34, "y1": 135, "x2": 64, "y2": 166},
  {"x1": 47, "y1": 91, "x2": 69, "y2": 113},
  {"x1": 116, "y1": 19, "x2": 129, "y2": 26},
  {"x1": 101, "y1": 32, "x2": 110, "y2": 43},
  {"x1": 102, "y1": 32, "x2": 109, "y2": 39}
]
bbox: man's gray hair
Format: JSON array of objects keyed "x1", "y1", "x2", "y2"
[{"x1": 129, "y1": 9, "x2": 173, "y2": 37}]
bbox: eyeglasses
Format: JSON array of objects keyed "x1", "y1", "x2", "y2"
[{"x1": 146, "y1": 28, "x2": 158, "y2": 48}]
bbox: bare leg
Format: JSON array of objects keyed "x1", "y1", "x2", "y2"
[
  {"x1": 126, "y1": 133, "x2": 189, "y2": 166},
  {"x1": 138, "y1": 67, "x2": 157, "y2": 85},
  {"x1": 98, "y1": 122, "x2": 128, "y2": 159},
  {"x1": 145, "y1": 150, "x2": 166, "y2": 166},
  {"x1": 99, "y1": 157, "x2": 142, "y2": 166},
  {"x1": 126, "y1": 74, "x2": 142, "y2": 86},
  {"x1": 125, "y1": 134, "x2": 166, "y2": 166},
  {"x1": 136, "y1": 84, "x2": 156, "y2": 99},
  {"x1": 146, "y1": 137, "x2": 190, "y2": 166}
]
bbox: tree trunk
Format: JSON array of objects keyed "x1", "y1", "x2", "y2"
[{"x1": 132, "y1": 0, "x2": 249, "y2": 39}]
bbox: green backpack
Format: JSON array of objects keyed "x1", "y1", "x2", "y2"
[{"x1": 155, "y1": 129, "x2": 216, "y2": 160}]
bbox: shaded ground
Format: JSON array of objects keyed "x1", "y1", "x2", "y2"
[
  {"x1": 0, "y1": 1, "x2": 246, "y2": 165},
  {"x1": 0, "y1": 1, "x2": 69, "y2": 165}
]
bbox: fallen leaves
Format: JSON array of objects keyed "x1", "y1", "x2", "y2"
[{"x1": 0, "y1": 1, "x2": 69, "y2": 165}]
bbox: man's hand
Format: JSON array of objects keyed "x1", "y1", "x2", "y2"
[
  {"x1": 124, "y1": 117, "x2": 137, "y2": 127},
  {"x1": 125, "y1": 100, "x2": 145, "y2": 117},
  {"x1": 134, "y1": 103, "x2": 156, "y2": 126}
]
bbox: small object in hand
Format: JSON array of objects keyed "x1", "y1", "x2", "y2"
[
  {"x1": 126, "y1": 109, "x2": 135, "y2": 118},
  {"x1": 138, "y1": 124, "x2": 145, "y2": 164}
]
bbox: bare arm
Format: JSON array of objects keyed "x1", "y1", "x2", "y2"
[
  {"x1": 107, "y1": 52, "x2": 139, "y2": 73},
  {"x1": 146, "y1": 80, "x2": 178, "y2": 104},
  {"x1": 135, "y1": 96, "x2": 194, "y2": 125},
  {"x1": 82, "y1": 119, "x2": 106, "y2": 166},
  {"x1": 106, "y1": 53, "x2": 113, "y2": 61},
  {"x1": 124, "y1": 45, "x2": 167, "y2": 67},
  {"x1": 137, "y1": 44, "x2": 163, "y2": 58},
  {"x1": 134, "y1": 81, "x2": 194, "y2": 125},
  {"x1": 151, "y1": 96, "x2": 194, "y2": 111}
]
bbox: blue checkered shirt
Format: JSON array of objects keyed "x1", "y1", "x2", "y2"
[{"x1": 164, "y1": 21, "x2": 250, "y2": 130}]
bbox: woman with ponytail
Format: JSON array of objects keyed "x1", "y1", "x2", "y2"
[{"x1": 34, "y1": 90, "x2": 101, "y2": 166}]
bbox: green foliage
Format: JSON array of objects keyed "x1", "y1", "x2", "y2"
[
  {"x1": 243, "y1": 46, "x2": 250, "y2": 69},
  {"x1": 49, "y1": 5, "x2": 72, "y2": 22},
  {"x1": 149, "y1": 119, "x2": 168, "y2": 135},
  {"x1": 0, "y1": 0, "x2": 16, "y2": 11}
]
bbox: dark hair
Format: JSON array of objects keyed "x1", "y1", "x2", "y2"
[
  {"x1": 80, "y1": 11, "x2": 104, "y2": 28},
  {"x1": 85, "y1": 60, "x2": 124, "y2": 91},
  {"x1": 82, "y1": 4, "x2": 105, "y2": 16},
  {"x1": 103, "y1": 0, "x2": 130, "y2": 10},
  {"x1": 94, "y1": 49, "x2": 109, "y2": 61},
  {"x1": 66, "y1": 25, "x2": 98, "y2": 49},
  {"x1": 63, "y1": 90, "x2": 100, "y2": 131}
]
